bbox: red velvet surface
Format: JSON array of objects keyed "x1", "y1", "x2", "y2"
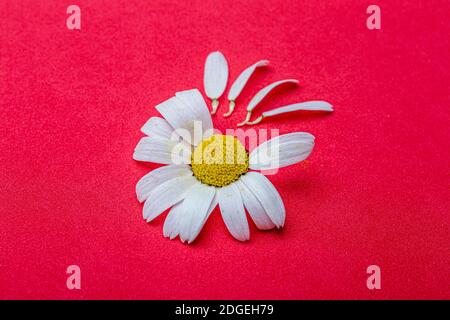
[{"x1": 0, "y1": 0, "x2": 449, "y2": 299}]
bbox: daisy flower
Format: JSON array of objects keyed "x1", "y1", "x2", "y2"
[{"x1": 133, "y1": 89, "x2": 316, "y2": 243}]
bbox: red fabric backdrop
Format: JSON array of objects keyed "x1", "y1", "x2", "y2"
[{"x1": 0, "y1": 0, "x2": 449, "y2": 299}]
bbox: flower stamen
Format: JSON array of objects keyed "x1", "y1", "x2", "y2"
[{"x1": 191, "y1": 134, "x2": 249, "y2": 187}]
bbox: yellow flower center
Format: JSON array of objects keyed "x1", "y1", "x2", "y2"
[{"x1": 191, "y1": 134, "x2": 249, "y2": 187}]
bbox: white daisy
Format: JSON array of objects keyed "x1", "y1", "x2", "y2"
[{"x1": 133, "y1": 89, "x2": 316, "y2": 243}]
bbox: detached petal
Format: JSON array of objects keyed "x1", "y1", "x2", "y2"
[
  {"x1": 204, "y1": 51, "x2": 228, "y2": 113},
  {"x1": 136, "y1": 164, "x2": 191, "y2": 203},
  {"x1": 143, "y1": 175, "x2": 198, "y2": 222},
  {"x1": 228, "y1": 60, "x2": 269, "y2": 102},
  {"x1": 249, "y1": 132, "x2": 315, "y2": 170},
  {"x1": 140, "y1": 117, "x2": 174, "y2": 140},
  {"x1": 244, "y1": 101, "x2": 333, "y2": 125},
  {"x1": 179, "y1": 183, "x2": 216, "y2": 243},
  {"x1": 224, "y1": 60, "x2": 269, "y2": 117},
  {"x1": 218, "y1": 183, "x2": 250, "y2": 241},
  {"x1": 247, "y1": 79, "x2": 299, "y2": 112},
  {"x1": 263, "y1": 101, "x2": 333, "y2": 117},
  {"x1": 240, "y1": 172, "x2": 285, "y2": 228},
  {"x1": 235, "y1": 180, "x2": 275, "y2": 230},
  {"x1": 237, "y1": 79, "x2": 299, "y2": 126}
]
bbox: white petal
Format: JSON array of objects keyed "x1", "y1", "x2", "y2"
[
  {"x1": 228, "y1": 60, "x2": 269, "y2": 101},
  {"x1": 178, "y1": 183, "x2": 216, "y2": 244},
  {"x1": 240, "y1": 172, "x2": 285, "y2": 227},
  {"x1": 263, "y1": 101, "x2": 333, "y2": 117},
  {"x1": 218, "y1": 183, "x2": 250, "y2": 241},
  {"x1": 143, "y1": 175, "x2": 198, "y2": 222},
  {"x1": 249, "y1": 132, "x2": 315, "y2": 170},
  {"x1": 247, "y1": 79, "x2": 299, "y2": 112},
  {"x1": 136, "y1": 165, "x2": 191, "y2": 203},
  {"x1": 133, "y1": 136, "x2": 192, "y2": 165},
  {"x1": 204, "y1": 51, "x2": 228, "y2": 100},
  {"x1": 235, "y1": 180, "x2": 275, "y2": 230},
  {"x1": 165, "y1": 193, "x2": 217, "y2": 241},
  {"x1": 163, "y1": 201, "x2": 183, "y2": 239},
  {"x1": 156, "y1": 96, "x2": 206, "y2": 146},
  {"x1": 175, "y1": 89, "x2": 213, "y2": 139},
  {"x1": 140, "y1": 117, "x2": 174, "y2": 140}
]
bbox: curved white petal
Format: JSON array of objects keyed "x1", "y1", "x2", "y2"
[
  {"x1": 143, "y1": 175, "x2": 198, "y2": 222},
  {"x1": 247, "y1": 79, "x2": 299, "y2": 112},
  {"x1": 133, "y1": 136, "x2": 192, "y2": 165},
  {"x1": 240, "y1": 172, "x2": 285, "y2": 228},
  {"x1": 136, "y1": 165, "x2": 191, "y2": 203},
  {"x1": 249, "y1": 132, "x2": 315, "y2": 170},
  {"x1": 163, "y1": 201, "x2": 184, "y2": 239},
  {"x1": 235, "y1": 180, "x2": 275, "y2": 230},
  {"x1": 156, "y1": 96, "x2": 207, "y2": 146},
  {"x1": 140, "y1": 117, "x2": 174, "y2": 140},
  {"x1": 175, "y1": 89, "x2": 213, "y2": 139},
  {"x1": 164, "y1": 193, "x2": 217, "y2": 241},
  {"x1": 218, "y1": 183, "x2": 250, "y2": 241},
  {"x1": 228, "y1": 60, "x2": 269, "y2": 101},
  {"x1": 263, "y1": 101, "x2": 333, "y2": 117},
  {"x1": 178, "y1": 183, "x2": 216, "y2": 244},
  {"x1": 204, "y1": 51, "x2": 228, "y2": 100}
]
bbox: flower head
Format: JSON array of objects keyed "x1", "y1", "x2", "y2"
[
  {"x1": 133, "y1": 52, "x2": 333, "y2": 243},
  {"x1": 134, "y1": 88, "x2": 317, "y2": 243}
]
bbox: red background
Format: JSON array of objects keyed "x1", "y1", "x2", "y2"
[{"x1": 0, "y1": 0, "x2": 449, "y2": 299}]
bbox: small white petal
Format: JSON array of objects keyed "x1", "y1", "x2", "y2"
[
  {"x1": 228, "y1": 60, "x2": 269, "y2": 101},
  {"x1": 175, "y1": 89, "x2": 213, "y2": 139},
  {"x1": 143, "y1": 175, "x2": 198, "y2": 222},
  {"x1": 218, "y1": 183, "x2": 250, "y2": 241},
  {"x1": 235, "y1": 180, "x2": 275, "y2": 230},
  {"x1": 136, "y1": 165, "x2": 191, "y2": 203},
  {"x1": 247, "y1": 79, "x2": 299, "y2": 112},
  {"x1": 263, "y1": 101, "x2": 333, "y2": 117},
  {"x1": 204, "y1": 51, "x2": 228, "y2": 99},
  {"x1": 249, "y1": 132, "x2": 315, "y2": 170},
  {"x1": 240, "y1": 172, "x2": 285, "y2": 227},
  {"x1": 140, "y1": 117, "x2": 174, "y2": 140},
  {"x1": 133, "y1": 136, "x2": 192, "y2": 165},
  {"x1": 244, "y1": 101, "x2": 333, "y2": 125},
  {"x1": 204, "y1": 51, "x2": 228, "y2": 113},
  {"x1": 179, "y1": 183, "x2": 216, "y2": 244}
]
